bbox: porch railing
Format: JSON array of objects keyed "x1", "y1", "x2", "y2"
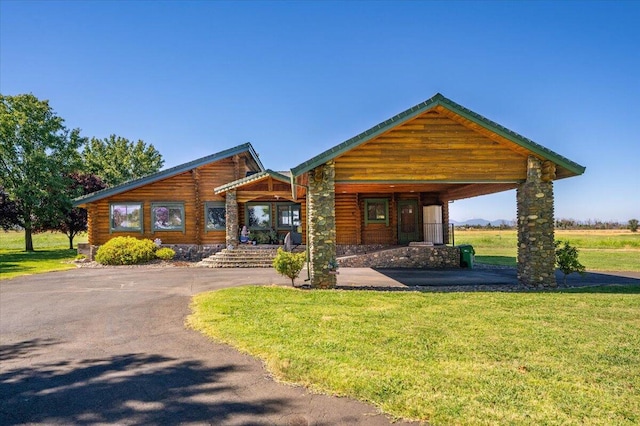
[{"x1": 423, "y1": 223, "x2": 455, "y2": 246}]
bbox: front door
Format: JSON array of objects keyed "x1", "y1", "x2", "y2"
[
  {"x1": 277, "y1": 203, "x2": 302, "y2": 244},
  {"x1": 398, "y1": 200, "x2": 419, "y2": 244}
]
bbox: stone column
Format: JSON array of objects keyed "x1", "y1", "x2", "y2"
[
  {"x1": 517, "y1": 156, "x2": 557, "y2": 288},
  {"x1": 225, "y1": 189, "x2": 239, "y2": 249},
  {"x1": 308, "y1": 161, "x2": 337, "y2": 288}
]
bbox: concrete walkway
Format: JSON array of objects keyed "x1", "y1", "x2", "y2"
[{"x1": 337, "y1": 266, "x2": 640, "y2": 289}]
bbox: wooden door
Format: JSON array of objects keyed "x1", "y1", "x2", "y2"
[{"x1": 398, "y1": 200, "x2": 419, "y2": 244}]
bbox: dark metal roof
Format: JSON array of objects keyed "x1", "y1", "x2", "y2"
[
  {"x1": 74, "y1": 143, "x2": 263, "y2": 206},
  {"x1": 290, "y1": 93, "x2": 586, "y2": 177}
]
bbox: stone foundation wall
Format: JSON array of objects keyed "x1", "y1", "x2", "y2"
[
  {"x1": 338, "y1": 246, "x2": 460, "y2": 268},
  {"x1": 77, "y1": 243, "x2": 98, "y2": 260},
  {"x1": 337, "y1": 244, "x2": 395, "y2": 256},
  {"x1": 78, "y1": 243, "x2": 225, "y2": 262},
  {"x1": 168, "y1": 244, "x2": 226, "y2": 261}
]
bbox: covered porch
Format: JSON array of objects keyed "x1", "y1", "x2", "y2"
[
  {"x1": 214, "y1": 169, "x2": 307, "y2": 248},
  {"x1": 291, "y1": 94, "x2": 585, "y2": 289}
]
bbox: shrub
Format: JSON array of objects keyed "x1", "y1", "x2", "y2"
[
  {"x1": 155, "y1": 247, "x2": 176, "y2": 261},
  {"x1": 629, "y1": 219, "x2": 638, "y2": 233},
  {"x1": 95, "y1": 236, "x2": 157, "y2": 265},
  {"x1": 272, "y1": 248, "x2": 306, "y2": 286},
  {"x1": 555, "y1": 240, "x2": 586, "y2": 285}
]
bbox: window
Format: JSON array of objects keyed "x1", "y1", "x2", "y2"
[
  {"x1": 365, "y1": 199, "x2": 389, "y2": 226},
  {"x1": 277, "y1": 204, "x2": 301, "y2": 229},
  {"x1": 151, "y1": 202, "x2": 185, "y2": 232},
  {"x1": 110, "y1": 203, "x2": 143, "y2": 232},
  {"x1": 247, "y1": 203, "x2": 271, "y2": 229},
  {"x1": 205, "y1": 202, "x2": 226, "y2": 231}
]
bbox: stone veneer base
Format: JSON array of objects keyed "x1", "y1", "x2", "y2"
[
  {"x1": 78, "y1": 243, "x2": 225, "y2": 262},
  {"x1": 338, "y1": 245, "x2": 460, "y2": 269}
]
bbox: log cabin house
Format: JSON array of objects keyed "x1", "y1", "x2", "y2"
[{"x1": 75, "y1": 94, "x2": 585, "y2": 288}]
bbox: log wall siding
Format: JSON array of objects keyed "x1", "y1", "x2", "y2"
[
  {"x1": 335, "y1": 193, "x2": 358, "y2": 244},
  {"x1": 334, "y1": 110, "x2": 528, "y2": 182},
  {"x1": 335, "y1": 192, "x2": 446, "y2": 245},
  {"x1": 85, "y1": 156, "x2": 256, "y2": 245},
  {"x1": 361, "y1": 194, "x2": 395, "y2": 245}
]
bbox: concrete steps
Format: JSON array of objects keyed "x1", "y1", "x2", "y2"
[
  {"x1": 197, "y1": 246, "x2": 277, "y2": 268},
  {"x1": 199, "y1": 245, "x2": 307, "y2": 268}
]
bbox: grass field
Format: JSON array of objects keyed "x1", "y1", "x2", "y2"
[
  {"x1": 189, "y1": 286, "x2": 640, "y2": 425},
  {"x1": 456, "y1": 229, "x2": 640, "y2": 272},
  {"x1": 0, "y1": 231, "x2": 87, "y2": 280}
]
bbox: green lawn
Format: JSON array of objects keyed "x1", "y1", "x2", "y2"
[
  {"x1": 456, "y1": 229, "x2": 640, "y2": 272},
  {"x1": 0, "y1": 231, "x2": 87, "y2": 280},
  {"x1": 189, "y1": 286, "x2": 640, "y2": 425}
]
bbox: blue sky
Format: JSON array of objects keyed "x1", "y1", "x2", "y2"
[{"x1": 1, "y1": 1, "x2": 638, "y2": 222}]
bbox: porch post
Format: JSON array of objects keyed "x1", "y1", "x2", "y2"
[
  {"x1": 225, "y1": 189, "x2": 239, "y2": 248},
  {"x1": 308, "y1": 161, "x2": 337, "y2": 288},
  {"x1": 517, "y1": 156, "x2": 557, "y2": 288},
  {"x1": 442, "y1": 199, "x2": 450, "y2": 244}
]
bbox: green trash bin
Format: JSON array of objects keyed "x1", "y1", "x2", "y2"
[{"x1": 458, "y1": 245, "x2": 475, "y2": 269}]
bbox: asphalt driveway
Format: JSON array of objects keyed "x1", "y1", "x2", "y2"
[
  {"x1": 0, "y1": 268, "x2": 410, "y2": 425},
  {"x1": 2, "y1": 266, "x2": 638, "y2": 425}
]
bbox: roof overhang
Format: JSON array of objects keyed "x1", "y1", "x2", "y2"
[
  {"x1": 215, "y1": 169, "x2": 291, "y2": 194},
  {"x1": 290, "y1": 93, "x2": 585, "y2": 179}
]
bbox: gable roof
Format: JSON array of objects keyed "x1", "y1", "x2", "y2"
[
  {"x1": 290, "y1": 93, "x2": 586, "y2": 177},
  {"x1": 214, "y1": 169, "x2": 291, "y2": 194},
  {"x1": 74, "y1": 143, "x2": 263, "y2": 206}
]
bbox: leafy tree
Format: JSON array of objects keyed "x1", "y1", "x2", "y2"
[
  {"x1": 629, "y1": 219, "x2": 638, "y2": 233},
  {"x1": 82, "y1": 135, "x2": 164, "y2": 186},
  {"x1": 0, "y1": 94, "x2": 83, "y2": 251},
  {"x1": 0, "y1": 186, "x2": 20, "y2": 230},
  {"x1": 554, "y1": 240, "x2": 586, "y2": 285},
  {"x1": 272, "y1": 248, "x2": 306, "y2": 286},
  {"x1": 46, "y1": 173, "x2": 106, "y2": 249}
]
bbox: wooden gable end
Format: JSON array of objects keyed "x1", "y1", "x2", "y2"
[
  {"x1": 334, "y1": 109, "x2": 528, "y2": 183},
  {"x1": 236, "y1": 176, "x2": 295, "y2": 203}
]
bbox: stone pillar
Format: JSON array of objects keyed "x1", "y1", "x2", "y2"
[
  {"x1": 517, "y1": 156, "x2": 557, "y2": 288},
  {"x1": 308, "y1": 161, "x2": 337, "y2": 288},
  {"x1": 225, "y1": 189, "x2": 239, "y2": 249}
]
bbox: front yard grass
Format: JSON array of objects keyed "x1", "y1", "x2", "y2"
[
  {"x1": 189, "y1": 286, "x2": 640, "y2": 425},
  {"x1": 0, "y1": 231, "x2": 86, "y2": 280}
]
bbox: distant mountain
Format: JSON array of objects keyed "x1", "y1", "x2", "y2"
[{"x1": 451, "y1": 218, "x2": 515, "y2": 227}]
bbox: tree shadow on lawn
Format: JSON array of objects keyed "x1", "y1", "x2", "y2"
[
  {"x1": 0, "y1": 249, "x2": 76, "y2": 274},
  {"x1": 0, "y1": 338, "x2": 289, "y2": 425}
]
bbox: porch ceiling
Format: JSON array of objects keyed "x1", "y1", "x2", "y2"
[{"x1": 334, "y1": 182, "x2": 518, "y2": 201}]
